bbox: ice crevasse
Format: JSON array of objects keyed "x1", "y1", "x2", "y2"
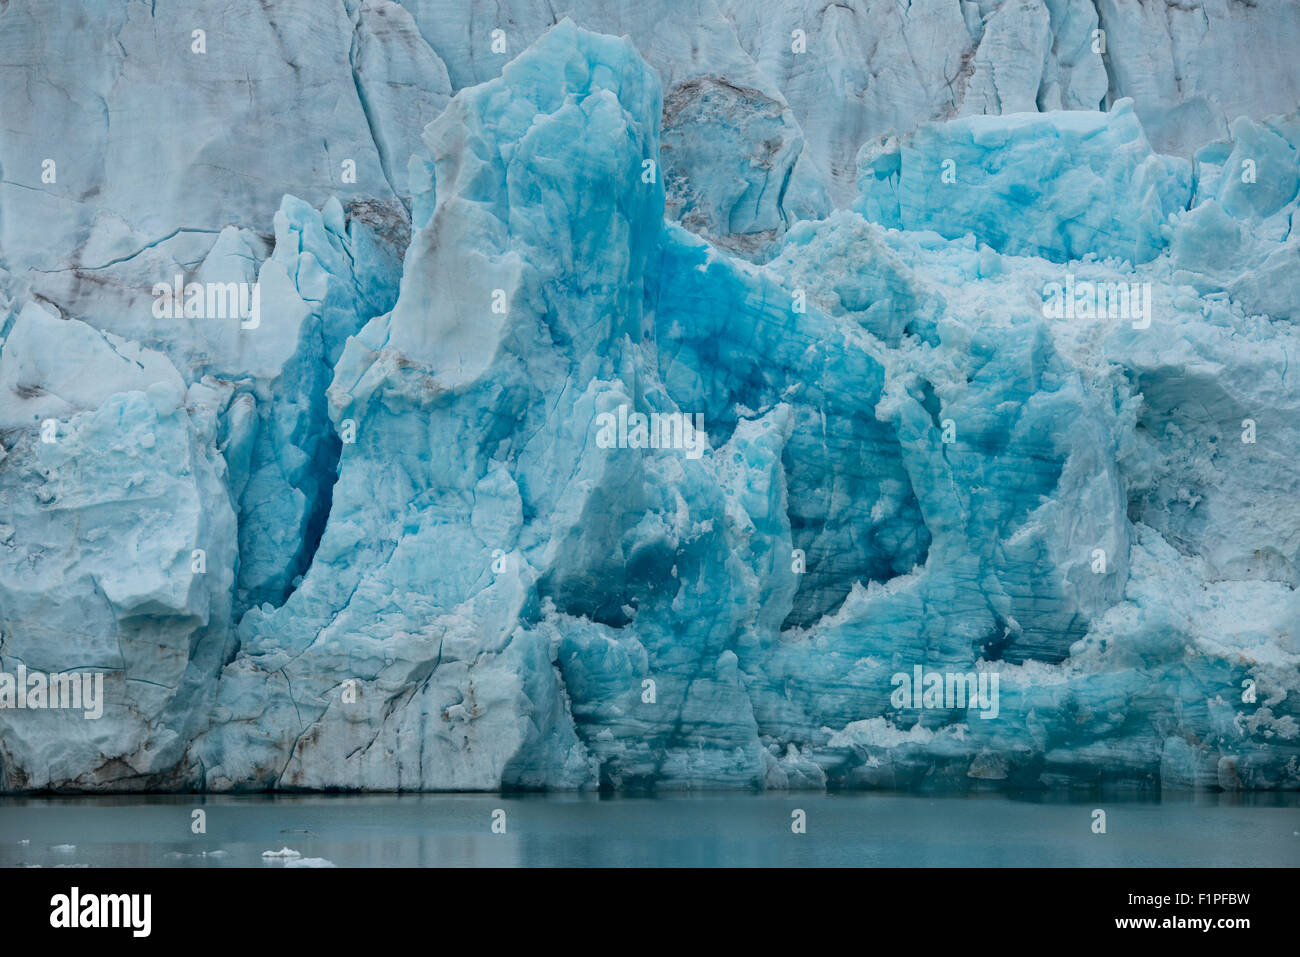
[{"x1": 1, "y1": 20, "x2": 1299, "y2": 792}]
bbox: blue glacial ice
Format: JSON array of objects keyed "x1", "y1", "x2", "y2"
[{"x1": 1, "y1": 7, "x2": 1299, "y2": 792}]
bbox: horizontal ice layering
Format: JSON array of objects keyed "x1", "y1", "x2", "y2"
[{"x1": 1, "y1": 7, "x2": 1298, "y2": 792}]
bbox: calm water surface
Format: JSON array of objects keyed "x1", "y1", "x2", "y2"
[{"x1": 1, "y1": 791, "x2": 1297, "y2": 867}]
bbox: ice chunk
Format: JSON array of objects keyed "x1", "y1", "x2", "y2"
[{"x1": 856, "y1": 99, "x2": 1192, "y2": 265}]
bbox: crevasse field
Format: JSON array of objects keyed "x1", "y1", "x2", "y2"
[{"x1": 1, "y1": 0, "x2": 1299, "y2": 799}]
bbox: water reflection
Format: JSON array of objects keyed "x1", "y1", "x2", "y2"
[{"x1": 0, "y1": 791, "x2": 1296, "y2": 867}]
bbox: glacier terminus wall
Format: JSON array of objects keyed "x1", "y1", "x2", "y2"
[{"x1": 1, "y1": 0, "x2": 1299, "y2": 793}]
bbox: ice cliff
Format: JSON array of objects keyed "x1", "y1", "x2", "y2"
[{"x1": 1, "y1": 2, "x2": 1298, "y2": 792}]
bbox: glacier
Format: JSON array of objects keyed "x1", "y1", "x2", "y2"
[{"x1": 1, "y1": 1, "x2": 1299, "y2": 793}]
